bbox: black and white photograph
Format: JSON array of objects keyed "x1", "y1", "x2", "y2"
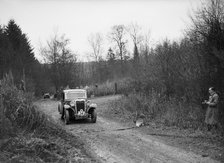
[{"x1": 0, "y1": 0, "x2": 223, "y2": 162}]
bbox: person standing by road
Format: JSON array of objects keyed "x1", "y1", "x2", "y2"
[{"x1": 202, "y1": 87, "x2": 219, "y2": 131}]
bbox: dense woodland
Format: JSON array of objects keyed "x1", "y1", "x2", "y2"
[{"x1": 0, "y1": 0, "x2": 223, "y2": 126}]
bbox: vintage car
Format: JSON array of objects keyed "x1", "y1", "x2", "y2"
[{"x1": 58, "y1": 89, "x2": 97, "y2": 124}]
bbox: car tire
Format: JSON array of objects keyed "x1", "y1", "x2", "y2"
[
  {"x1": 61, "y1": 109, "x2": 64, "y2": 119},
  {"x1": 58, "y1": 104, "x2": 62, "y2": 114},
  {"x1": 91, "y1": 110, "x2": 97, "y2": 123},
  {"x1": 64, "y1": 110, "x2": 70, "y2": 125}
]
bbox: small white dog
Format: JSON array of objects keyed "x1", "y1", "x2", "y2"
[{"x1": 134, "y1": 112, "x2": 145, "y2": 127}]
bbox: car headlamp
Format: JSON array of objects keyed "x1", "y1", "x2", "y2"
[
  {"x1": 70, "y1": 101, "x2": 75, "y2": 106},
  {"x1": 64, "y1": 104, "x2": 70, "y2": 109}
]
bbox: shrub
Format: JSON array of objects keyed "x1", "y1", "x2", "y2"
[
  {"x1": 116, "y1": 92, "x2": 206, "y2": 130},
  {"x1": 0, "y1": 73, "x2": 47, "y2": 138},
  {"x1": 87, "y1": 78, "x2": 133, "y2": 97}
]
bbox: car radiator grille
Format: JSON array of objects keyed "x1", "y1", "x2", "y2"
[{"x1": 76, "y1": 101, "x2": 85, "y2": 112}]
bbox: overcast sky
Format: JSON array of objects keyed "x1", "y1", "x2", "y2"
[{"x1": 0, "y1": 0, "x2": 201, "y2": 61}]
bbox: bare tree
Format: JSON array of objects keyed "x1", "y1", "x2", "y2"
[
  {"x1": 127, "y1": 23, "x2": 143, "y2": 53},
  {"x1": 141, "y1": 30, "x2": 151, "y2": 56},
  {"x1": 126, "y1": 23, "x2": 143, "y2": 80},
  {"x1": 41, "y1": 33, "x2": 76, "y2": 91},
  {"x1": 87, "y1": 33, "x2": 104, "y2": 83},
  {"x1": 189, "y1": 0, "x2": 224, "y2": 44},
  {"x1": 88, "y1": 33, "x2": 103, "y2": 62},
  {"x1": 189, "y1": 0, "x2": 224, "y2": 90},
  {"x1": 109, "y1": 25, "x2": 128, "y2": 61}
]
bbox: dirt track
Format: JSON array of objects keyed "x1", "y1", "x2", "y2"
[{"x1": 36, "y1": 96, "x2": 219, "y2": 163}]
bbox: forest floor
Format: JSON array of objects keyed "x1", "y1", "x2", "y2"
[
  {"x1": 104, "y1": 96, "x2": 224, "y2": 162},
  {"x1": 34, "y1": 95, "x2": 223, "y2": 163}
]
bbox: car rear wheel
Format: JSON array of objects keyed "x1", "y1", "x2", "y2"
[
  {"x1": 61, "y1": 110, "x2": 64, "y2": 119},
  {"x1": 91, "y1": 110, "x2": 97, "y2": 123},
  {"x1": 64, "y1": 110, "x2": 70, "y2": 125},
  {"x1": 59, "y1": 105, "x2": 64, "y2": 119}
]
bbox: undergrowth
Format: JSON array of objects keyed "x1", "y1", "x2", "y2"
[
  {"x1": 87, "y1": 78, "x2": 133, "y2": 97},
  {"x1": 0, "y1": 73, "x2": 94, "y2": 162},
  {"x1": 111, "y1": 92, "x2": 224, "y2": 133},
  {"x1": 0, "y1": 73, "x2": 47, "y2": 138}
]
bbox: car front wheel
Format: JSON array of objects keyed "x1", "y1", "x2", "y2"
[
  {"x1": 64, "y1": 110, "x2": 70, "y2": 125},
  {"x1": 91, "y1": 110, "x2": 97, "y2": 123}
]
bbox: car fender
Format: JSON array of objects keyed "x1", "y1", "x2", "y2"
[
  {"x1": 89, "y1": 103, "x2": 97, "y2": 109},
  {"x1": 64, "y1": 104, "x2": 71, "y2": 110},
  {"x1": 88, "y1": 103, "x2": 97, "y2": 113},
  {"x1": 58, "y1": 102, "x2": 63, "y2": 114}
]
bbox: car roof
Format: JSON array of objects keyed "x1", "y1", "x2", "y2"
[{"x1": 63, "y1": 89, "x2": 86, "y2": 93}]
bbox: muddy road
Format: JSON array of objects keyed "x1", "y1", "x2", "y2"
[{"x1": 36, "y1": 96, "x2": 219, "y2": 163}]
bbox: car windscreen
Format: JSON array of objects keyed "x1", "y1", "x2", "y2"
[{"x1": 65, "y1": 92, "x2": 86, "y2": 100}]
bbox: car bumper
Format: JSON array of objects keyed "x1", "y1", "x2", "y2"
[{"x1": 74, "y1": 113, "x2": 89, "y2": 119}]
